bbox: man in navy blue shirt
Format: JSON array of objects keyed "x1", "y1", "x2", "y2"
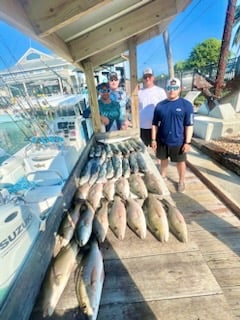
[{"x1": 151, "y1": 78, "x2": 194, "y2": 193}]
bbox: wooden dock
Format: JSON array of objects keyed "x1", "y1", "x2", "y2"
[{"x1": 30, "y1": 152, "x2": 240, "y2": 320}]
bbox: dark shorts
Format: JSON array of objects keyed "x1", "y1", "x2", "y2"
[
  {"x1": 156, "y1": 142, "x2": 186, "y2": 162},
  {"x1": 140, "y1": 128, "x2": 151, "y2": 146}
]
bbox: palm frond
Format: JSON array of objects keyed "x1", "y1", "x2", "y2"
[{"x1": 233, "y1": 5, "x2": 240, "y2": 27}]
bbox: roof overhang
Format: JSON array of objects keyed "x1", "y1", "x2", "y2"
[{"x1": 0, "y1": 0, "x2": 192, "y2": 71}]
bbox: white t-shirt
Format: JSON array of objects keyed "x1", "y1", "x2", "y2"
[{"x1": 138, "y1": 85, "x2": 167, "y2": 129}]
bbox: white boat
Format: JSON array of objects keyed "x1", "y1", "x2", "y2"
[{"x1": 0, "y1": 93, "x2": 93, "y2": 307}]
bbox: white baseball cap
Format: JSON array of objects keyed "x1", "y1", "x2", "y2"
[
  {"x1": 167, "y1": 77, "x2": 181, "y2": 87},
  {"x1": 143, "y1": 68, "x2": 153, "y2": 76}
]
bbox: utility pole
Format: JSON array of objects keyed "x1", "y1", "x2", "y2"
[
  {"x1": 163, "y1": 29, "x2": 174, "y2": 78},
  {"x1": 214, "y1": 0, "x2": 237, "y2": 98}
]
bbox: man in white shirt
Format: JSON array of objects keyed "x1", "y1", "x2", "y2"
[{"x1": 138, "y1": 68, "x2": 167, "y2": 146}]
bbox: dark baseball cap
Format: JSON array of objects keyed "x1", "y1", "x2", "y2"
[{"x1": 108, "y1": 72, "x2": 118, "y2": 80}]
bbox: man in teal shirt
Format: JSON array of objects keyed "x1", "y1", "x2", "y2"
[{"x1": 83, "y1": 82, "x2": 120, "y2": 132}]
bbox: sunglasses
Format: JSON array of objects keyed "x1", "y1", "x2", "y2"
[
  {"x1": 166, "y1": 85, "x2": 180, "y2": 91},
  {"x1": 143, "y1": 74, "x2": 152, "y2": 79},
  {"x1": 110, "y1": 78, "x2": 118, "y2": 81},
  {"x1": 99, "y1": 88, "x2": 110, "y2": 93}
]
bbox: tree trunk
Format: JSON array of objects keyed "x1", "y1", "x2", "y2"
[{"x1": 214, "y1": 0, "x2": 237, "y2": 97}]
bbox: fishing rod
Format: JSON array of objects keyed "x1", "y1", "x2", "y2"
[
  {"x1": 40, "y1": 58, "x2": 75, "y2": 93},
  {"x1": 4, "y1": 82, "x2": 47, "y2": 137},
  {"x1": 0, "y1": 96, "x2": 33, "y2": 140},
  {"x1": 0, "y1": 48, "x2": 55, "y2": 137}
]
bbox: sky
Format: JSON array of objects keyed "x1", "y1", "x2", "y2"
[{"x1": 0, "y1": 0, "x2": 239, "y2": 77}]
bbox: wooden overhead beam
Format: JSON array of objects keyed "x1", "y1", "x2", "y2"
[
  {"x1": 69, "y1": 0, "x2": 177, "y2": 62},
  {"x1": 90, "y1": 42, "x2": 129, "y2": 68},
  {"x1": 20, "y1": 0, "x2": 111, "y2": 37},
  {"x1": 0, "y1": 0, "x2": 75, "y2": 65},
  {"x1": 90, "y1": 17, "x2": 174, "y2": 69},
  {"x1": 136, "y1": 19, "x2": 172, "y2": 44}
]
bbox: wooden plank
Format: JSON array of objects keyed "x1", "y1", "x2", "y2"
[
  {"x1": 22, "y1": 0, "x2": 111, "y2": 36},
  {"x1": 212, "y1": 267, "x2": 240, "y2": 287},
  {"x1": 31, "y1": 250, "x2": 224, "y2": 318},
  {"x1": 99, "y1": 251, "x2": 222, "y2": 305},
  {"x1": 223, "y1": 285, "x2": 240, "y2": 314},
  {"x1": 205, "y1": 251, "x2": 240, "y2": 269},
  {"x1": 97, "y1": 295, "x2": 235, "y2": 320},
  {"x1": 69, "y1": 0, "x2": 177, "y2": 62},
  {"x1": 102, "y1": 227, "x2": 199, "y2": 260}
]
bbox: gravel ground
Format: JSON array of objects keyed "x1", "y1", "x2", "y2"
[
  {"x1": 209, "y1": 135, "x2": 240, "y2": 160},
  {"x1": 192, "y1": 134, "x2": 240, "y2": 176}
]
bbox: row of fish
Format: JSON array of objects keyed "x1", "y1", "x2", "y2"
[
  {"x1": 39, "y1": 137, "x2": 188, "y2": 319},
  {"x1": 79, "y1": 139, "x2": 148, "y2": 186},
  {"x1": 41, "y1": 238, "x2": 104, "y2": 320},
  {"x1": 58, "y1": 185, "x2": 188, "y2": 248}
]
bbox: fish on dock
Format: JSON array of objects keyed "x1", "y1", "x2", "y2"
[
  {"x1": 143, "y1": 194, "x2": 169, "y2": 242},
  {"x1": 87, "y1": 182, "x2": 103, "y2": 211},
  {"x1": 162, "y1": 198, "x2": 188, "y2": 243},
  {"x1": 128, "y1": 173, "x2": 148, "y2": 199},
  {"x1": 108, "y1": 195, "x2": 127, "y2": 240},
  {"x1": 41, "y1": 240, "x2": 79, "y2": 317},
  {"x1": 126, "y1": 198, "x2": 147, "y2": 239},
  {"x1": 75, "y1": 201, "x2": 95, "y2": 247},
  {"x1": 57, "y1": 203, "x2": 82, "y2": 248},
  {"x1": 115, "y1": 176, "x2": 130, "y2": 200},
  {"x1": 75, "y1": 240, "x2": 105, "y2": 320},
  {"x1": 92, "y1": 198, "x2": 109, "y2": 243},
  {"x1": 143, "y1": 171, "x2": 163, "y2": 195},
  {"x1": 103, "y1": 179, "x2": 115, "y2": 202}
]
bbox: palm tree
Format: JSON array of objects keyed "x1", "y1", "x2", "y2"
[{"x1": 232, "y1": 4, "x2": 240, "y2": 52}]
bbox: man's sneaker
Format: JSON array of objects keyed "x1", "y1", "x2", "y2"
[{"x1": 177, "y1": 182, "x2": 185, "y2": 193}]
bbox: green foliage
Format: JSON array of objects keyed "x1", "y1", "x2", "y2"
[
  {"x1": 187, "y1": 38, "x2": 221, "y2": 69},
  {"x1": 232, "y1": 5, "x2": 240, "y2": 48},
  {"x1": 194, "y1": 94, "x2": 207, "y2": 107},
  {"x1": 174, "y1": 61, "x2": 188, "y2": 72}
]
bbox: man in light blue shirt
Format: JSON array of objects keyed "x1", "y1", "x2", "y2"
[{"x1": 108, "y1": 71, "x2": 130, "y2": 130}]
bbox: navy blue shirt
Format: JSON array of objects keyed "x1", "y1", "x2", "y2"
[{"x1": 152, "y1": 97, "x2": 194, "y2": 146}]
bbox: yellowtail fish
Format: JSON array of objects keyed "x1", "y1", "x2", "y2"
[
  {"x1": 41, "y1": 240, "x2": 79, "y2": 317},
  {"x1": 75, "y1": 240, "x2": 105, "y2": 320}
]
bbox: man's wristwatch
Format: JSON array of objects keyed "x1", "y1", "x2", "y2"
[{"x1": 185, "y1": 142, "x2": 191, "y2": 145}]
